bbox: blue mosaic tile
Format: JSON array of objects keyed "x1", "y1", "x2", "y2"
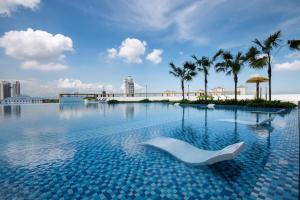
[{"x1": 0, "y1": 104, "x2": 298, "y2": 199}]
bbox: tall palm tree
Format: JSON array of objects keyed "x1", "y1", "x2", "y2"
[
  {"x1": 246, "y1": 30, "x2": 282, "y2": 101},
  {"x1": 169, "y1": 61, "x2": 197, "y2": 100},
  {"x1": 288, "y1": 40, "x2": 300, "y2": 50},
  {"x1": 192, "y1": 56, "x2": 213, "y2": 101},
  {"x1": 215, "y1": 50, "x2": 246, "y2": 101}
]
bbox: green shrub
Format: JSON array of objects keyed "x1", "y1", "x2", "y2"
[
  {"x1": 189, "y1": 99, "x2": 296, "y2": 108},
  {"x1": 154, "y1": 99, "x2": 170, "y2": 103},
  {"x1": 197, "y1": 95, "x2": 214, "y2": 101},
  {"x1": 245, "y1": 99, "x2": 296, "y2": 108},
  {"x1": 107, "y1": 99, "x2": 120, "y2": 104},
  {"x1": 44, "y1": 99, "x2": 59, "y2": 103},
  {"x1": 107, "y1": 98, "x2": 296, "y2": 108},
  {"x1": 83, "y1": 97, "x2": 96, "y2": 101},
  {"x1": 178, "y1": 99, "x2": 191, "y2": 104},
  {"x1": 139, "y1": 98, "x2": 151, "y2": 103}
]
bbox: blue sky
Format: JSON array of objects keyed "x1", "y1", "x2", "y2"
[{"x1": 0, "y1": 0, "x2": 300, "y2": 97}]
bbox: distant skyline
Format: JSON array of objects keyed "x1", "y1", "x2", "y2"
[{"x1": 0, "y1": 0, "x2": 300, "y2": 97}]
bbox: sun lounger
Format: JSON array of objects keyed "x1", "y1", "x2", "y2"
[
  {"x1": 251, "y1": 109, "x2": 285, "y2": 114},
  {"x1": 207, "y1": 104, "x2": 215, "y2": 109},
  {"x1": 140, "y1": 137, "x2": 244, "y2": 165},
  {"x1": 217, "y1": 117, "x2": 275, "y2": 126}
]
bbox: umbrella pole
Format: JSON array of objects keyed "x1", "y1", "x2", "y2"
[{"x1": 256, "y1": 82, "x2": 259, "y2": 100}]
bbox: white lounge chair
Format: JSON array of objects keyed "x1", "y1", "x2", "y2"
[
  {"x1": 207, "y1": 104, "x2": 215, "y2": 109},
  {"x1": 217, "y1": 117, "x2": 275, "y2": 126},
  {"x1": 251, "y1": 109, "x2": 285, "y2": 114},
  {"x1": 140, "y1": 137, "x2": 244, "y2": 165}
]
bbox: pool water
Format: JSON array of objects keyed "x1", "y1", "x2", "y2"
[{"x1": 0, "y1": 103, "x2": 298, "y2": 199}]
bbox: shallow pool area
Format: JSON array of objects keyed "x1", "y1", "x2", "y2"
[{"x1": 0, "y1": 103, "x2": 299, "y2": 199}]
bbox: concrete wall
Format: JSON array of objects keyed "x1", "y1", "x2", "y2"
[
  {"x1": 60, "y1": 94, "x2": 300, "y2": 104},
  {"x1": 108, "y1": 94, "x2": 300, "y2": 103}
]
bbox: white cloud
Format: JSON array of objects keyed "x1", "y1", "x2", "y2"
[
  {"x1": 107, "y1": 48, "x2": 117, "y2": 58},
  {"x1": 275, "y1": 60, "x2": 300, "y2": 71},
  {"x1": 57, "y1": 78, "x2": 114, "y2": 92},
  {"x1": 146, "y1": 49, "x2": 163, "y2": 64},
  {"x1": 287, "y1": 52, "x2": 300, "y2": 59},
  {"x1": 0, "y1": 0, "x2": 40, "y2": 16},
  {"x1": 118, "y1": 38, "x2": 146, "y2": 64},
  {"x1": 0, "y1": 28, "x2": 73, "y2": 60},
  {"x1": 250, "y1": 74, "x2": 262, "y2": 78},
  {"x1": 277, "y1": 16, "x2": 300, "y2": 31},
  {"x1": 65, "y1": 0, "x2": 300, "y2": 45},
  {"x1": 3, "y1": 78, "x2": 144, "y2": 97},
  {"x1": 0, "y1": 28, "x2": 73, "y2": 71},
  {"x1": 21, "y1": 60, "x2": 68, "y2": 71}
]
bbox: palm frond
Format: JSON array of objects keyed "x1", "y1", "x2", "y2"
[
  {"x1": 263, "y1": 30, "x2": 282, "y2": 51},
  {"x1": 183, "y1": 61, "x2": 197, "y2": 81},
  {"x1": 191, "y1": 55, "x2": 198, "y2": 61},
  {"x1": 248, "y1": 57, "x2": 268, "y2": 69},
  {"x1": 226, "y1": 70, "x2": 232, "y2": 76},
  {"x1": 246, "y1": 46, "x2": 260, "y2": 60},
  {"x1": 288, "y1": 40, "x2": 300, "y2": 51},
  {"x1": 215, "y1": 62, "x2": 226, "y2": 73},
  {"x1": 213, "y1": 49, "x2": 224, "y2": 61},
  {"x1": 169, "y1": 71, "x2": 179, "y2": 77},
  {"x1": 253, "y1": 38, "x2": 265, "y2": 49},
  {"x1": 222, "y1": 51, "x2": 233, "y2": 60},
  {"x1": 169, "y1": 62, "x2": 181, "y2": 77}
]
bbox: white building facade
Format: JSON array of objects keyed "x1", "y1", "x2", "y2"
[
  {"x1": 1, "y1": 95, "x2": 43, "y2": 104},
  {"x1": 12, "y1": 81, "x2": 21, "y2": 97},
  {"x1": 0, "y1": 81, "x2": 11, "y2": 100},
  {"x1": 209, "y1": 87, "x2": 226, "y2": 96},
  {"x1": 124, "y1": 76, "x2": 134, "y2": 96},
  {"x1": 237, "y1": 85, "x2": 246, "y2": 95}
]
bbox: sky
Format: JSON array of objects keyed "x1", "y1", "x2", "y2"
[{"x1": 0, "y1": 0, "x2": 300, "y2": 97}]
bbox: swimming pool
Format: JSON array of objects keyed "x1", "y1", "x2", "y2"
[{"x1": 0, "y1": 103, "x2": 298, "y2": 199}]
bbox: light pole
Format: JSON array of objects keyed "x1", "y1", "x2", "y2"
[{"x1": 146, "y1": 84, "x2": 148, "y2": 99}]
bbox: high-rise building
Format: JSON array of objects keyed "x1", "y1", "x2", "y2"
[
  {"x1": 12, "y1": 81, "x2": 20, "y2": 97},
  {"x1": 0, "y1": 81, "x2": 11, "y2": 100},
  {"x1": 123, "y1": 76, "x2": 134, "y2": 96}
]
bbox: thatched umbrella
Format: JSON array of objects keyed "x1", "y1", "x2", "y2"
[{"x1": 246, "y1": 75, "x2": 268, "y2": 99}]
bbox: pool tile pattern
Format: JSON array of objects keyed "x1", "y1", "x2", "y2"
[
  {"x1": 250, "y1": 110, "x2": 299, "y2": 199},
  {"x1": 0, "y1": 105, "x2": 299, "y2": 199}
]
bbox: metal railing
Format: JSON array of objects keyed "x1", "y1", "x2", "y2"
[{"x1": 59, "y1": 92, "x2": 206, "y2": 98}]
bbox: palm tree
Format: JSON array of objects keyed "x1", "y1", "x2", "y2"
[
  {"x1": 246, "y1": 30, "x2": 282, "y2": 101},
  {"x1": 169, "y1": 61, "x2": 197, "y2": 100},
  {"x1": 192, "y1": 56, "x2": 213, "y2": 101},
  {"x1": 288, "y1": 40, "x2": 300, "y2": 50},
  {"x1": 215, "y1": 50, "x2": 246, "y2": 101}
]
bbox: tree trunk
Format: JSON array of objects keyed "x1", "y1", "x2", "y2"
[
  {"x1": 205, "y1": 73, "x2": 208, "y2": 101},
  {"x1": 268, "y1": 54, "x2": 272, "y2": 101},
  {"x1": 234, "y1": 74, "x2": 238, "y2": 101},
  {"x1": 181, "y1": 79, "x2": 185, "y2": 100}
]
